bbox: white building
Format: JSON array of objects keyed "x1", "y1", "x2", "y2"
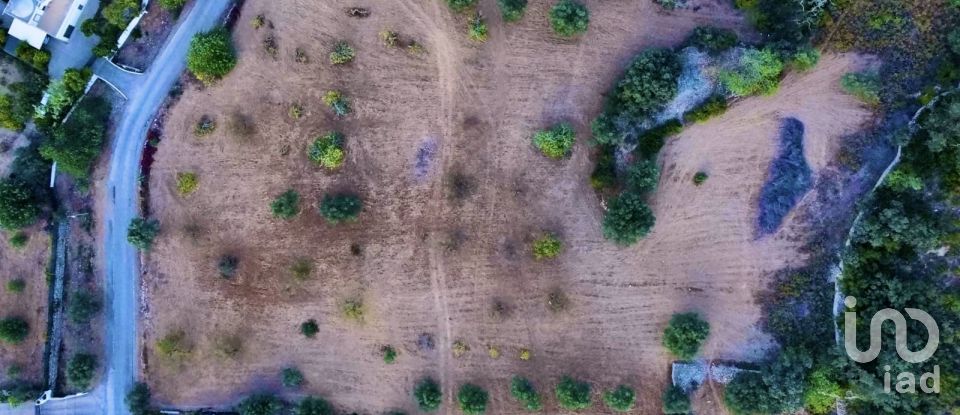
[{"x1": 4, "y1": 0, "x2": 89, "y2": 48}]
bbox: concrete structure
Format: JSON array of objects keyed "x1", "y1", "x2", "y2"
[{"x1": 4, "y1": 0, "x2": 88, "y2": 48}]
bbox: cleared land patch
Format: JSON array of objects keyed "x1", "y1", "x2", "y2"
[{"x1": 142, "y1": 0, "x2": 870, "y2": 413}]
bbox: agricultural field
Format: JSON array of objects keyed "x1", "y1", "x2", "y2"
[{"x1": 139, "y1": 0, "x2": 876, "y2": 413}]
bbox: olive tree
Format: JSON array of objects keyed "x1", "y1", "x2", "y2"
[
  {"x1": 662, "y1": 312, "x2": 710, "y2": 360},
  {"x1": 127, "y1": 217, "x2": 160, "y2": 250},
  {"x1": 550, "y1": 0, "x2": 589, "y2": 37},
  {"x1": 602, "y1": 192, "x2": 655, "y2": 245}
]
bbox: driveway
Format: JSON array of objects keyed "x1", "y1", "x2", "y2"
[
  {"x1": 96, "y1": 0, "x2": 231, "y2": 414},
  {"x1": 46, "y1": 0, "x2": 101, "y2": 78}
]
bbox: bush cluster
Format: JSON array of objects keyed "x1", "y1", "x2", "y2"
[
  {"x1": 187, "y1": 27, "x2": 237, "y2": 85},
  {"x1": 840, "y1": 71, "x2": 881, "y2": 106},
  {"x1": 414, "y1": 378, "x2": 442, "y2": 412},
  {"x1": 549, "y1": 0, "x2": 589, "y2": 37},
  {"x1": 532, "y1": 234, "x2": 562, "y2": 260},
  {"x1": 14, "y1": 44, "x2": 51, "y2": 71},
  {"x1": 556, "y1": 376, "x2": 591, "y2": 410},
  {"x1": 685, "y1": 26, "x2": 738, "y2": 54},
  {"x1": 308, "y1": 132, "x2": 345, "y2": 169},
  {"x1": 176, "y1": 172, "x2": 199, "y2": 195},
  {"x1": 0, "y1": 179, "x2": 39, "y2": 230},
  {"x1": 510, "y1": 376, "x2": 542, "y2": 411},
  {"x1": 270, "y1": 190, "x2": 301, "y2": 219},
  {"x1": 0, "y1": 317, "x2": 28, "y2": 344},
  {"x1": 125, "y1": 383, "x2": 152, "y2": 415},
  {"x1": 446, "y1": 0, "x2": 476, "y2": 12},
  {"x1": 602, "y1": 192, "x2": 656, "y2": 245},
  {"x1": 35, "y1": 68, "x2": 93, "y2": 128},
  {"x1": 468, "y1": 14, "x2": 489, "y2": 43},
  {"x1": 497, "y1": 0, "x2": 528, "y2": 22},
  {"x1": 67, "y1": 353, "x2": 97, "y2": 389},
  {"x1": 68, "y1": 290, "x2": 102, "y2": 324},
  {"x1": 281, "y1": 367, "x2": 304, "y2": 388},
  {"x1": 300, "y1": 319, "x2": 319, "y2": 338},
  {"x1": 662, "y1": 385, "x2": 690, "y2": 414},
  {"x1": 683, "y1": 95, "x2": 728, "y2": 123},
  {"x1": 323, "y1": 91, "x2": 351, "y2": 117},
  {"x1": 329, "y1": 41, "x2": 355, "y2": 65},
  {"x1": 40, "y1": 95, "x2": 110, "y2": 178},
  {"x1": 5, "y1": 279, "x2": 25, "y2": 293},
  {"x1": 236, "y1": 394, "x2": 284, "y2": 415},
  {"x1": 126, "y1": 217, "x2": 159, "y2": 250},
  {"x1": 603, "y1": 385, "x2": 636, "y2": 412},
  {"x1": 624, "y1": 159, "x2": 659, "y2": 193},
  {"x1": 719, "y1": 48, "x2": 784, "y2": 96},
  {"x1": 662, "y1": 312, "x2": 710, "y2": 360},
  {"x1": 533, "y1": 123, "x2": 576, "y2": 159},
  {"x1": 319, "y1": 194, "x2": 362, "y2": 224},
  {"x1": 457, "y1": 384, "x2": 488, "y2": 414},
  {"x1": 0, "y1": 68, "x2": 46, "y2": 132},
  {"x1": 612, "y1": 49, "x2": 682, "y2": 118}
]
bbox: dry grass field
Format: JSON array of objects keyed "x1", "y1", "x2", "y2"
[
  {"x1": 142, "y1": 0, "x2": 872, "y2": 413},
  {"x1": 0, "y1": 220, "x2": 49, "y2": 386}
]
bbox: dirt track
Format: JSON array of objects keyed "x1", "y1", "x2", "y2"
[{"x1": 141, "y1": 1, "x2": 872, "y2": 413}]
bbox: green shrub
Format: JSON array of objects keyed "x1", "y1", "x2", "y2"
[
  {"x1": 683, "y1": 95, "x2": 727, "y2": 123},
  {"x1": 329, "y1": 41, "x2": 355, "y2": 65},
  {"x1": 103, "y1": 0, "x2": 141, "y2": 27},
  {"x1": 281, "y1": 367, "x2": 304, "y2": 388},
  {"x1": 533, "y1": 123, "x2": 576, "y2": 159},
  {"x1": 613, "y1": 48, "x2": 682, "y2": 118},
  {"x1": 218, "y1": 255, "x2": 239, "y2": 278},
  {"x1": 125, "y1": 383, "x2": 152, "y2": 415},
  {"x1": 127, "y1": 217, "x2": 159, "y2": 250},
  {"x1": 803, "y1": 367, "x2": 842, "y2": 414},
  {"x1": 67, "y1": 353, "x2": 97, "y2": 389},
  {"x1": 15, "y1": 43, "x2": 51, "y2": 71},
  {"x1": 636, "y1": 120, "x2": 683, "y2": 159},
  {"x1": 308, "y1": 132, "x2": 345, "y2": 169},
  {"x1": 159, "y1": 0, "x2": 187, "y2": 12},
  {"x1": 719, "y1": 48, "x2": 784, "y2": 96},
  {"x1": 446, "y1": 0, "x2": 477, "y2": 12},
  {"x1": 288, "y1": 103, "x2": 303, "y2": 119},
  {"x1": 187, "y1": 27, "x2": 237, "y2": 85},
  {"x1": 296, "y1": 397, "x2": 334, "y2": 415},
  {"x1": 532, "y1": 234, "x2": 562, "y2": 260},
  {"x1": 271, "y1": 190, "x2": 300, "y2": 219},
  {"x1": 0, "y1": 179, "x2": 39, "y2": 230},
  {"x1": 661, "y1": 385, "x2": 690, "y2": 414},
  {"x1": 510, "y1": 376, "x2": 542, "y2": 411},
  {"x1": 323, "y1": 90, "x2": 351, "y2": 117},
  {"x1": 176, "y1": 172, "x2": 199, "y2": 195},
  {"x1": 685, "y1": 26, "x2": 738, "y2": 54},
  {"x1": 602, "y1": 192, "x2": 655, "y2": 245},
  {"x1": 693, "y1": 171, "x2": 708, "y2": 186},
  {"x1": 194, "y1": 116, "x2": 216, "y2": 136},
  {"x1": 791, "y1": 46, "x2": 820, "y2": 71},
  {"x1": 549, "y1": 0, "x2": 589, "y2": 37},
  {"x1": 723, "y1": 372, "x2": 774, "y2": 415},
  {"x1": 603, "y1": 385, "x2": 636, "y2": 412},
  {"x1": 458, "y1": 384, "x2": 488, "y2": 414},
  {"x1": 156, "y1": 329, "x2": 191, "y2": 358},
  {"x1": 68, "y1": 290, "x2": 102, "y2": 324},
  {"x1": 0, "y1": 72, "x2": 47, "y2": 132},
  {"x1": 662, "y1": 312, "x2": 710, "y2": 360},
  {"x1": 840, "y1": 72, "x2": 881, "y2": 106},
  {"x1": 414, "y1": 378, "x2": 443, "y2": 412},
  {"x1": 341, "y1": 298, "x2": 364, "y2": 322},
  {"x1": 6, "y1": 279, "x2": 25, "y2": 293},
  {"x1": 8, "y1": 232, "x2": 28, "y2": 249},
  {"x1": 40, "y1": 95, "x2": 110, "y2": 178},
  {"x1": 497, "y1": 0, "x2": 528, "y2": 22},
  {"x1": 556, "y1": 376, "x2": 591, "y2": 410},
  {"x1": 236, "y1": 394, "x2": 284, "y2": 415},
  {"x1": 290, "y1": 258, "x2": 313, "y2": 280},
  {"x1": 468, "y1": 14, "x2": 489, "y2": 42},
  {"x1": 0, "y1": 317, "x2": 27, "y2": 343},
  {"x1": 319, "y1": 194, "x2": 362, "y2": 224},
  {"x1": 382, "y1": 345, "x2": 397, "y2": 364},
  {"x1": 34, "y1": 68, "x2": 92, "y2": 126},
  {"x1": 300, "y1": 319, "x2": 319, "y2": 338},
  {"x1": 624, "y1": 159, "x2": 659, "y2": 193},
  {"x1": 590, "y1": 146, "x2": 617, "y2": 190}
]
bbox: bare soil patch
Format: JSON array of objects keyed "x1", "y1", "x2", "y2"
[
  {"x1": 0, "y1": 225, "x2": 49, "y2": 386},
  {"x1": 142, "y1": 1, "x2": 870, "y2": 413}
]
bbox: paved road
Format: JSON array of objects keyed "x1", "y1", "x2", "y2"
[{"x1": 94, "y1": 1, "x2": 232, "y2": 414}]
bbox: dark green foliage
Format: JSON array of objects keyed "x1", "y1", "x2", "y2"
[
  {"x1": 10, "y1": 140, "x2": 54, "y2": 208},
  {"x1": 840, "y1": 72, "x2": 881, "y2": 106},
  {"x1": 735, "y1": 0, "x2": 810, "y2": 46},
  {"x1": 636, "y1": 120, "x2": 683, "y2": 158},
  {"x1": 0, "y1": 317, "x2": 27, "y2": 343},
  {"x1": 308, "y1": 132, "x2": 345, "y2": 169},
  {"x1": 282, "y1": 367, "x2": 304, "y2": 388},
  {"x1": 683, "y1": 95, "x2": 728, "y2": 123},
  {"x1": 662, "y1": 312, "x2": 709, "y2": 360},
  {"x1": 719, "y1": 48, "x2": 784, "y2": 96},
  {"x1": 0, "y1": 383, "x2": 39, "y2": 407},
  {"x1": 329, "y1": 41, "x2": 355, "y2": 65},
  {"x1": 0, "y1": 66, "x2": 46, "y2": 131},
  {"x1": 295, "y1": 397, "x2": 333, "y2": 415},
  {"x1": 414, "y1": 378, "x2": 442, "y2": 412},
  {"x1": 685, "y1": 26, "x2": 738, "y2": 54},
  {"x1": 457, "y1": 384, "x2": 488, "y2": 414},
  {"x1": 757, "y1": 118, "x2": 811, "y2": 235},
  {"x1": 187, "y1": 27, "x2": 237, "y2": 84},
  {"x1": 509, "y1": 376, "x2": 542, "y2": 411},
  {"x1": 0, "y1": 179, "x2": 39, "y2": 230},
  {"x1": 319, "y1": 194, "x2": 362, "y2": 224},
  {"x1": 125, "y1": 382, "x2": 152, "y2": 415},
  {"x1": 692, "y1": 171, "x2": 708, "y2": 186},
  {"x1": 724, "y1": 372, "x2": 775, "y2": 414},
  {"x1": 271, "y1": 190, "x2": 300, "y2": 219},
  {"x1": 446, "y1": 0, "x2": 476, "y2": 12},
  {"x1": 6, "y1": 279, "x2": 25, "y2": 293},
  {"x1": 159, "y1": 0, "x2": 187, "y2": 12},
  {"x1": 236, "y1": 394, "x2": 284, "y2": 415},
  {"x1": 555, "y1": 376, "x2": 591, "y2": 410},
  {"x1": 920, "y1": 92, "x2": 960, "y2": 153},
  {"x1": 497, "y1": 0, "x2": 527, "y2": 22},
  {"x1": 381, "y1": 345, "x2": 397, "y2": 364},
  {"x1": 300, "y1": 319, "x2": 319, "y2": 338},
  {"x1": 791, "y1": 46, "x2": 820, "y2": 71},
  {"x1": 68, "y1": 290, "x2": 102, "y2": 324},
  {"x1": 218, "y1": 255, "x2": 239, "y2": 278},
  {"x1": 549, "y1": 0, "x2": 589, "y2": 37},
  {"x1": 613, "y1": 49, "x2": 682, "y2": 118},
  {"x1": 603, "y1": 385, "x2": 636, "y2": 412},
  {"x1": 8, "y1": 232, "x2": 28, "y2": 249},
  {"x1": 533, "y1": 123, "x2": 576, "y2": 159},
  {"x1": 127, "y1": 217, "x2": 159, "y2": 250},
  {"x1": 67, "y1": 353, "x2": 97, "y2": 389},
  {"x1": 590, "y1": 146, "x2": 617, "y2": 190},
  {"x1": 624, "y1": 159, "x2": 659, "y2": 193},
  {"x1": 602, "y1": 191, "x2": 655, "y2": 245},
  {"x1": 34, "y1": 68, "x2": 92, "y2": 128},
  {"x1": 103, "y1": 0, "x2": 140, "y2": 27},
  {"x1": 15, "y1": 44, "x2": 51, "y2": 71},
  {"x1": 661, "y1": 385, "x2": 690, "y2": 414},
  {"x1": 41, "y1": 96, "x2": 111, "y2": 178}
]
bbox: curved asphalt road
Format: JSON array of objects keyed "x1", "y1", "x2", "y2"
[{"x1": 94, "y1": 1, "x2": 231, "y2": 414}]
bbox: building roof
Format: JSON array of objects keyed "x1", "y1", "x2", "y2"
[{"x1": 8, "y1": 18, "x2": 47, "y2": 48}]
